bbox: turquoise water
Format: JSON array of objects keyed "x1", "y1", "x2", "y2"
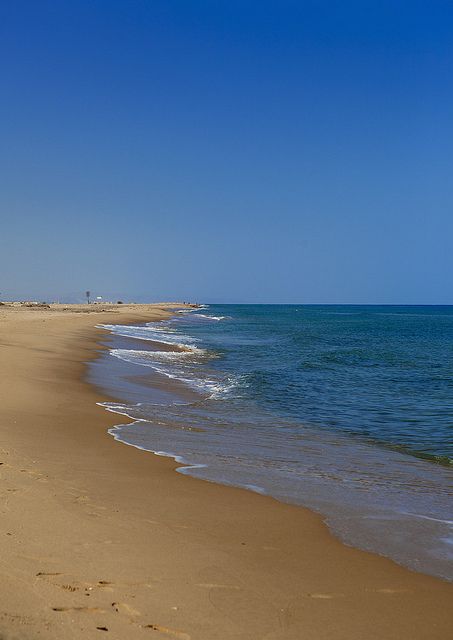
[{"x1": 90, "y1": 305, "x2": 453, "y2": 580}]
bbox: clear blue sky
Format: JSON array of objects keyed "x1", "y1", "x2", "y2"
[{"x1": 1, "y1": 1, "x2": 452, "y2": 303}]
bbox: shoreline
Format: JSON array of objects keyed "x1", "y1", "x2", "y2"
[
  {"x1": 96, "y1": 311, "x2": 453, "y2": 582},
  {"x1": 0, "y1": 303, "x2": 452, "y2": 639}
]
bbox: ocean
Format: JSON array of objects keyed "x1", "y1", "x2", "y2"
[{"x1": 88, "y1": 305, "x2": 453, "y2": 581}]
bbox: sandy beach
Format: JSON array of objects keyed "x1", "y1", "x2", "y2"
[{"x1": 0, "y1": 303, "x2": 452, "y2": 640}]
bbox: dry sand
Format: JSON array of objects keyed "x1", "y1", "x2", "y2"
[{"x1": 0, "y1": 302, "x2": 452, "y2": 639}]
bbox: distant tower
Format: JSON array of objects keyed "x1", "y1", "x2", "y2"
[{"x1": 86, "y1": 290, "x2": 91, "y2": 304}]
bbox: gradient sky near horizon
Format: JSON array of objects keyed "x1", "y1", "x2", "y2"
[{"x1": 1, "y1": 1, "x2": 452, "y2": 303}]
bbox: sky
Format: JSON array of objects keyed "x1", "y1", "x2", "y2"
[{"x1": 1, "y1": 0, "x2": 452, "y2": 304}]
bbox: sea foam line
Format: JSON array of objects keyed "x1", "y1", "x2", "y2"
[
  {"x1": 99, "y1": 402, "x2": 267, "y2": 493},
  {"x1": 110, "y1": 347, "x2": 206, "y2": 363},
  {"x1": 400, "y1": 512, "x2": 453, "y2": 526},
  {"x1": 99, "y1": 317, "x2": 237, "y2": 399},
  {"x1": 107, "y1": 347, "x2": 231, "y2": 398},
  {"x1": 98, "y1": 323, "x2": 198, "y2": 347},
  {"x1": 99, "y1": 402, "x2": 208, "y2": 474},
  {"x1": 192, "y1": 314, "x2": 229, "y2": 321}
]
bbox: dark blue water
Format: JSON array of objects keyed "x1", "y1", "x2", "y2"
[
  {"x1": 90, "y1": 305, "x2": 453, "y2": 581},
  {"x1": 165, "y1": 305, "x2": 453, "y2": 463}
]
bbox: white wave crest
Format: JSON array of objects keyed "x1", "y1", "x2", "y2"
[
  {"x1": 98, "y1": 322, "x2": 197, "y2": 347},
  {"x1": 192, "y1": 314, "x2": 229, "y2": 321},
  {"x1": 110, "y1": 347, "x2": 206, "y2": 365},
  {"x1": 176, "y1": 305, "x2": 209, "y2": 314}
]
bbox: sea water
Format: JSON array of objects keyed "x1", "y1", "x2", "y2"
[{"x1": 88, "y1": 305, "x2": 453, "y2": 580}]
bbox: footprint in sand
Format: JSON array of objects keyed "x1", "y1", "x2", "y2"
[
  {"x1": 52, "y1": 606, "x2": 105, "y2": 613},
  {"x1": 77, "y1": 580, "x2": 115, "y2": 592},
  {"x1": 108, "y1": 599, "x2": 191, "y2": 639},
  {"x1": 112, "y1": 602, "x2": 141, "y2": 617},
  {"x1": 97, "y1": 579, "x2": 154, "y2": 590},
  {"x1": 20, "y1": 469, "x2": 44, "y2": 478},
  {"x1": 142, "y1": 624, "x2": 191, "y2": 639},
  {"x1": 37, "y1": 573, "x2": 154, "y2": 599}
]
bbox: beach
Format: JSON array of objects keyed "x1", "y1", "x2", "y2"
[{"x1": 0, "y1": 303, "x2": 452, "y2": 640}]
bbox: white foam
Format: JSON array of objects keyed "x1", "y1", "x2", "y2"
[
  {"x1": 98, "y1": 323, "x2": 198, "y2": 348},
  {"x1": 110, "y1": 347, "x2": 206, "y2": 364},
  {"x1": 98, "y1": 401, "x2": 149, "y2": 423},
  {"x1": 192, "y1": 314, "x2": 229, "y2": 321},
  {"x1": 401, "y1": 512, "x2": 453, "y2": 526},
  {"x1": 148, "y1": 365, "x2": 235, "y2": 398},
  {"x1": 100, "y1": 316, "x2": 239, "y2": 399},
  {"x1": 107, "y1": 347, "x2": 234, "y2": 398},
  {"x1": 176, "y1": 305, "x2": 209, "y2": 314},
  {"x1": 102, "y1": 405, "x2": 209, "y2": 475}
]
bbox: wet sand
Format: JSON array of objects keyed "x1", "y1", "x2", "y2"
[{"x1": 0, "y1": 302, "x2": 452, "y2": 639}]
